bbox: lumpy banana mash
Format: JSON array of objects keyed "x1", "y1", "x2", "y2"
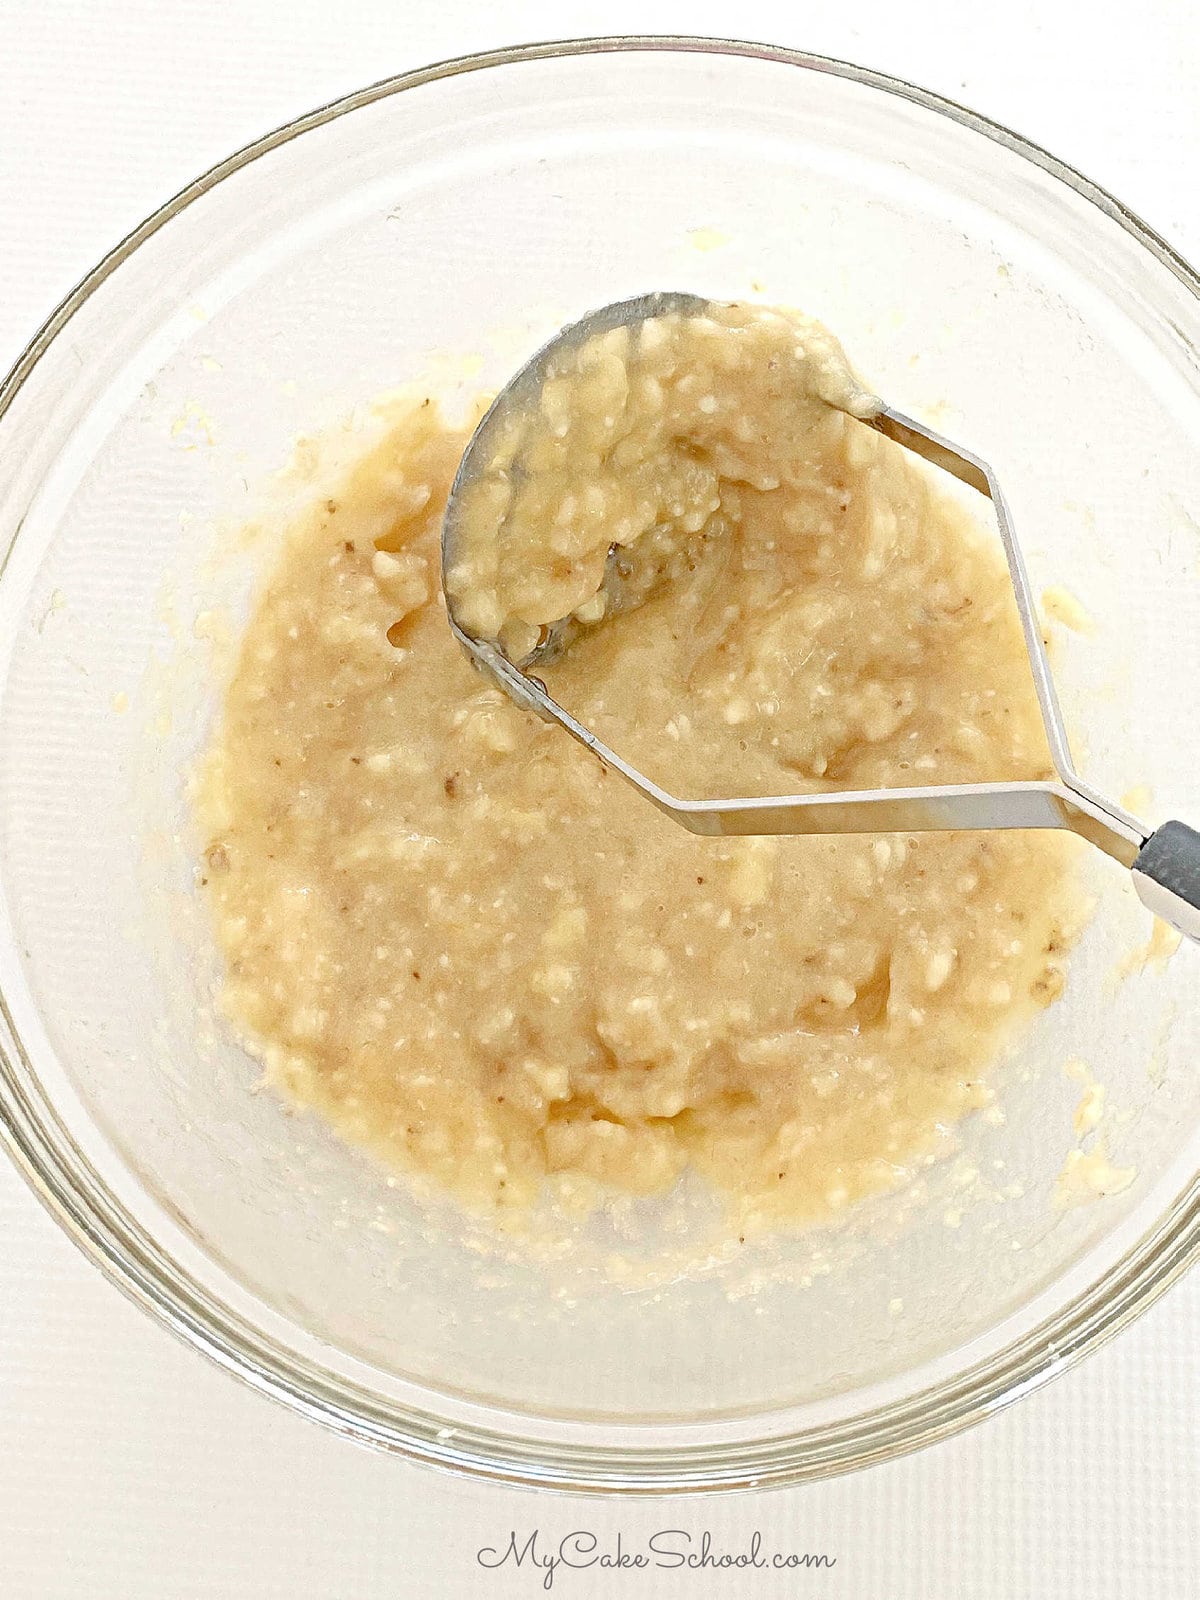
[{"x1": 197, "y1": 303, "x2": 1083, "y2": 1231}]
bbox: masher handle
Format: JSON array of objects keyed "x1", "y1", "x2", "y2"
[{"x1": 1132, "y1": 821, "x2": 1200, "y2": 943}]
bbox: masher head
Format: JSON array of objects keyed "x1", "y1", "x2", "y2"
[
  {"x1": 442, "y1": 291, "x2": 709, "y2": 670},
  {"x1": 436, "y1": 294, "x2": 1199, "y2": 940}
]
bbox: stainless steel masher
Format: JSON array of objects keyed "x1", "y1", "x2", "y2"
[{"x1": 442, "y1": 293, "x2": 1200, "y2": 943}]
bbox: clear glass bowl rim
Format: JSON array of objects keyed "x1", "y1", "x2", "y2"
[{"x1": 0, "y1": 33, "x2": 1196, "y2": 1495}]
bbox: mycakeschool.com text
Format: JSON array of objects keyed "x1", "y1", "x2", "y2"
[{"x1": 475, "y1": 1528, "x2": 837, "y2": 1589}]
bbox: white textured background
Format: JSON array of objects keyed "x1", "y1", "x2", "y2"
[{"x1": 1, "y1": 3, "x2": 1197, "y2": 1595}]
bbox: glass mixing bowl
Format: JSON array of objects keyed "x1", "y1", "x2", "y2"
[{"x1": 0, "y1": 37, "x2": 1197, "y2": 1493}]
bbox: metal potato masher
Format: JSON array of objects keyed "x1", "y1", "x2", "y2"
[{"x1": 442, "y1": 293, "x2": 1200, "y2": 945}]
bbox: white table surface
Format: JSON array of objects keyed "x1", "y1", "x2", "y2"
[{"x1": 1, "y1": 2, "x2": 1197, "y2": 1595}]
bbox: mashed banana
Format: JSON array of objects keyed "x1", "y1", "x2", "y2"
[
  {"x1": 444, "y1": 303, "x2": 874, "y2": 663},
  {"x1": 197, "y1": 306, "x2": 1083, "y2": 1231}
]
